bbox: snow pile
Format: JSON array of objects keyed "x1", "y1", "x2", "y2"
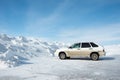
[
  {"x1": 0, "y1": 34, "x2": 67, "y2": 68},
  {"x1": 0, "y1": 60, "x2": 9, "y2": 69}
]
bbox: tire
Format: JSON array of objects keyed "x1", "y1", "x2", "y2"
[
  {"x1": 59, "y1": 52, "x2": 66, "y2": 59},
  {"x1": 90, "y1": 53, "x2": 99, "y2": 61}
]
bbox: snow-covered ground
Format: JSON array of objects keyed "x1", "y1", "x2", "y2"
[
  {"x1": 0, "y1": 55, "x2": 120, "y2": 80},
  {"x1": 0, "y1": 34, "x2": 120, "y2": 80}
]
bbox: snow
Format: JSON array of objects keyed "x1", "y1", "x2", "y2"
[
  {"x1": 0, "y1": 55, "x2": 120, "y2": 80},
  {"x1": 104, "y1": 45, "x2": 120, "y2": 56},
  {"x1": 0, "y1": 33, "x2": 120, "y2": 80},
  {"x1": 0, "y1": 34, "x2": 67, "y2": 67},
  {"x1": 0, "y1": 61, "x2": 8, "y2": 69}
]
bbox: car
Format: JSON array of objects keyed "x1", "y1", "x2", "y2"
[{"x1": 54, "y1": 42, "x2": 106, "y2": 61}]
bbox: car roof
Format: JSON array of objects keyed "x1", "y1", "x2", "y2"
[{"x1": 79, "y1": 42, "x2": 93, "y2": 43}]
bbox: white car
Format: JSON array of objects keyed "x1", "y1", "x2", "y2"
[{"x1": 55, "y1": 42, "x2": 106, "y2": 60}]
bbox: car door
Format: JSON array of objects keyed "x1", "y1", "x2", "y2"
[
  {"x1": 67, "y1": 43, "x2": 81, "y2": 57},
  {"x1": 80, "y1": 42, "x2": 92, "y2": 57}
]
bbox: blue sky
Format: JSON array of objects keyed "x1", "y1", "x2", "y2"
[{"x1": 0, "y1": 0, "x2": 120, "y2": 45}]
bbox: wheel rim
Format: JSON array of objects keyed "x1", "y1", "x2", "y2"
[
  {"x1": 60, "y1": 53, "x2": 65, "y2": 59},
  {"x1": 92, "y1": 54, "x2": 98, "y2": 60}
]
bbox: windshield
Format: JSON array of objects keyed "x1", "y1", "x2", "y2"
[{"x1": 69, "y1": 43, "x2": 80, "y2": 48}]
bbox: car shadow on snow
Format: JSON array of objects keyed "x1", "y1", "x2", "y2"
[
  {"x1": 99, "y1": 56, "x2": 115, "y2": 61},
  {"x1": 66, "y1": 58, "x2": 91, "y2": 61},
  {"x1": 65, "y1": 57, "x2": 115, "y2": 61}
]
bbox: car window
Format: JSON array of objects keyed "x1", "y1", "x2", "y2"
[
  {"x1": 71, "y1": 43, "x2": 80, "y2": 48},
  {"x1": 81, "y1": 43, "x2": 91, "y2": 48},
  {"x1": 90, "y1": 42, "x2": 98, "y2": 47}
]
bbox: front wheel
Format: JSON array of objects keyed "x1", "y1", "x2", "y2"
[
  {"x1": 59, "y1": 52, "x2": 66, "y2": 60},
  {"x1": 90, "y1": 53, "x2": 99, "y2": 61}
]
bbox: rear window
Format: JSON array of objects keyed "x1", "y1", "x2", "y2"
[
  {"x1": 81, "y1": 43, "x2": 91, "y2": 48},
  {"x1": 90, "y1": 42, "x2": 98, "y2": 47}
]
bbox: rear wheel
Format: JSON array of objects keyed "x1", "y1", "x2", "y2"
[
  {"x1": 59, "y1": 52, "x2": 66, "y2": 59},
  {"x1": 90, "y1": 53, "x2": 99, "y2": 61}
]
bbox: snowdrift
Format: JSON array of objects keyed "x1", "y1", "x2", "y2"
[{"x1": 0, "y1": 34, "x2": 67, "y2": 67}]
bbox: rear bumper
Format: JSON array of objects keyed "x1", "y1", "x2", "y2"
[{"x1": 99, "y1": 51, "x2": 106, "y2": 56}]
